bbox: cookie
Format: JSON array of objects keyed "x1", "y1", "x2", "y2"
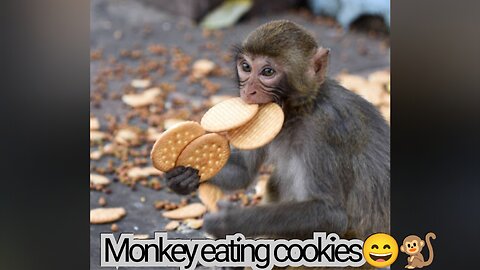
[
  {"x1": 90, "y1": 207, "x2": 126, "y2": 224},
  {"x1": 90, "y1": 174, "x2": 110, "y2": 186},
  {"x1": 164, "y1": 221, "x2": 180, "y2": 231},
  {"x1": 200, "y1": 97, "x2": 259, "y2": 132},
  {"x1": 176, "y1": 133, "x2": 230, "y2": 181},
  {"x1": 227, "y1": 103, "x2": 284, "y2": 150},
  {"x1": 162, "y1": 203, "x2": 207, "y2": 220},
  {"x1": 150, "y1": 121, "x2": 205, "y2": 172},
  {"x1": 198, "y1": 183, "x2": 224, "y2": 212},
  {"x1": 184, "y1": 218, "x2": 204, "y2": 229}
]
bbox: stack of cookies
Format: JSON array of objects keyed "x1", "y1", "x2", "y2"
[{"x1": 150, "y1": 97, "x2": 284, "y2": 182}]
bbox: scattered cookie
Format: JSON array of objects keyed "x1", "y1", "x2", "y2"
[
  {"x1": 90, "y1": 207, "x2": 126, "y2": 224},
  {"x1": 133, "y1": 234, "x2": 149, "y2": 240},
  {"x1": 151, "y1": 121, "x2": 205, "y2": 172},
  {"x1": 227, "y1": 103, "x2": 284, "y2": 150},
  {"x1": 368, "y1": 70, "x2": 390, "y2": 85},
  {"x1": 122, "y1": 87, "x2": 161, "y2": 108},
  {"x1": 164, "y1": 220, "x2": 180, "y2": 231},
  {"x1": 90, "y1": 174, "x2": 110, "y2": 185},
  {"x1": 200, "y1": 97, "x2": 258, "y2": 132},
  {"x1": 115, "y1": 128, "x2": 139, "y2": 145},
  {"x1": 90, "y1": 130, "x2": 108, "y2": 142},
  {"x1": 90, "y1": 117, "x2": 100, "y2": 130},
  {"x1": 198, "y1": 183, "x2": 224, "y2": 212},
  {"x1": 90, "y1": 150, "x2": 102, "y2": 160},
  {"x1": 162, "y1": 203, "x2": 207, "y2": 220},
  {"x1": 127, "y1": 166, "x2": 163, "y2": 179},
  {"x1": 184, "y1": 218, "x2": 204, "y2": 229},
  {"x1": 176, "y1": 133, "x2": 230, "y2": 181},
  {"x1": 192, "y1": 59, "x2": 215, "y2": 79},
  {"x1": 131, "y1": 79, "x2": 151, "y2": 88},
  {"x1": 255, "y1": 174, "x2": 270, "y2": 198}
]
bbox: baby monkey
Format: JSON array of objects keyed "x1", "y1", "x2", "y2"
[{"x1": 166, "y1": 20, "x2": 390, "y2": 241}]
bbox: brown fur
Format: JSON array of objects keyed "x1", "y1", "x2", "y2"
[{"x1": 241, "y1": 20, "x2": 320, "y2": 113}]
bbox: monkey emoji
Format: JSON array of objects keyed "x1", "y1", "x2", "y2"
[{"x1": 400, "y1": 232, "x2": 436, "y2": 269}]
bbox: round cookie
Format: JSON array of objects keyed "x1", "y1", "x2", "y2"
[
  {"x1": 201, "y1": 97, "x2": 259, "y2": 132},
  {"x1": 227, "y1": 103, "x2": 284, "y2": 150},
  {"x1": 150, "y1": 121, "x2": 205, "y2": 172},
  {"x1": 176, "y1": 133, "x2": 230, "y2": 181}
]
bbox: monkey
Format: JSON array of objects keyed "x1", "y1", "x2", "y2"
[
  {"x1": 400, "y1": 233, "x2": 436, "y2": 269},
  {"x1": 166, "y1": 20, "x2": 390, "y2": 244}
]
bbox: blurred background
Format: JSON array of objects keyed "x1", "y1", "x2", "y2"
[{"x1": 90, "y1": 0, "x2": 390, "y2": 268}]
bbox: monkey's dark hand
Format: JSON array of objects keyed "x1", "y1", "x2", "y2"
[
  {"x1": 204, "y1": 200, "x2": 239, "y2": 238},
  {"x1": 165, "y1": 166, "x2": 200, "y2": 195}
]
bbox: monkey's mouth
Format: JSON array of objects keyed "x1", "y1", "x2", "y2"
[{"x1": 369, "y1": 252, "x2": 392, "y2": 262}]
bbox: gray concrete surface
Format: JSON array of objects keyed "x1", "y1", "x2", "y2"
[{"x1": 90, "y1": 0, "x2": 389, "y2": 269}]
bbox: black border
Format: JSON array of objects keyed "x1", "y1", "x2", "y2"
[{"x1": 1, "y1": 1, "x2": 479, "y2": 270}]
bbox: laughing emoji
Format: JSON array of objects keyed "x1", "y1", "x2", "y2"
[{"x1": 363, "y1": 233, "x2": 399, "y2": 268}]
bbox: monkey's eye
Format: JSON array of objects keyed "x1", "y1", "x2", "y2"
[
  {"x1": 413, "y1": 242, "x2": 416, "y2": 247},
  {"x1": 261, "y1": 67, "x2": 275, "y2": 77},
  {"x1": 372, "y1": 244, "x2": 379, "y2": 249},
  {"x1": 383, "y1": 244, "x2": 391, "y2": 249},
  {"x1": 407, "y1": 244, "x2": 411, "y2": 248},
  {"x1": 241, "y1": 62, "x2": 251, "y2": 72}
]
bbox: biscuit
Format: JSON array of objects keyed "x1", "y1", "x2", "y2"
[
  {"x1": 164, "y1": 220, "x2": 180, "y2": 231},
  {"x1": 201, "y1": 97, "x2": 259, "y2": 132},
  {"x1": 176, "y1": 133, "x2": 230, "y2": 181},
  {"x1": 227, "y1": 103, "x2": 284, "y2": 150},
  {"x1": 90, "y1": 174, "x2": 110, "y2": 186},
  {"x1": 198, "y1": 183, "x2": 224, "y2": 212},
  {"x1": 150, "y1": 121, "x2": 205, "y2": 172},
  {"x1": 162, "y1": 203, "x2": 207, "y2": 220},
  {"x1": 90, "y1": 207, "x2": 126, "y2": 224},
  {"x1": 184, "y1": 218, "x2": 204, "y2": 229}
]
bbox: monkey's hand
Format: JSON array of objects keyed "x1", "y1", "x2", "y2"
[
  {"x1": 203, "y1": 200, "x2": 238, "y2": 238},
  {"x1": 165, "y1": 166, "x2": 200, "y2": 195}
]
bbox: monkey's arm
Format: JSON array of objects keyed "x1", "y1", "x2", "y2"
[
  {"x1": 165, "y1": 149, "x2": 264, "y2": 195},
  {"x1": 204, "y1": 199, "x2": 347, "y2": 239},
  {"x1": 209, "y1": 149, "x2": 265, "y2": 192}
]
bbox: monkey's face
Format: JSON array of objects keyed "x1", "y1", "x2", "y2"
[
  {"x1": 236, "y1": 54, "x2": 285, "y2": 105},
  {"x1": 401, "y1": 239, "x2": 424, "y2": 255}
]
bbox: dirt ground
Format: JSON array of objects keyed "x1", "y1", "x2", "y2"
[{"x1": 90, "y1": 0, "x2": 390, "y2": 269}]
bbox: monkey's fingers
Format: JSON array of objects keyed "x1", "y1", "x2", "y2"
[
  {"x1": 185, "y1": 177, "x2": 200, "y2": 192},
  {"x1": 165, "y1": 166, "x2": 187, "y2": 179},
  {"x1": 169, "y1": 168, "x2": 196, "y2": 186},
  {"x1": 178, "y1": 169, "x2": 199, "y2": 189}
]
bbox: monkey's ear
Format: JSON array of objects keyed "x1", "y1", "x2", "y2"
[
  {"x1": 420, "y1": 240, "x2": 425, "y2": 247},
  {"x1": 313, "y1": 47, "x2": 330, "y2": 84},
  {"x1": 400, "y1": 246, "x2": 405, "y2": 252}
]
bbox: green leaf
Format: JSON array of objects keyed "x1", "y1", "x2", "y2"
[{"x1": 200, "y1": 0, "x2": 253, "y2": 29}]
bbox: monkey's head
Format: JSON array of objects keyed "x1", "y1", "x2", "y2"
[
  {"x1": 234, "y1": 20, "x2": 330, "y2": 112},
  {"x1": 400, "y1": 235, "x2": 424, "y2": 255}
]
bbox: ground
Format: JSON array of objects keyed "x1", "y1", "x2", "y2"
[{"x1": 90, "y1": 0, "x2": 390, "y2": 269}]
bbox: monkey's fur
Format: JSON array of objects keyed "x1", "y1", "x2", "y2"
[{"x1": 167, "y1": 20, "x2": 389, "y2": 248}]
